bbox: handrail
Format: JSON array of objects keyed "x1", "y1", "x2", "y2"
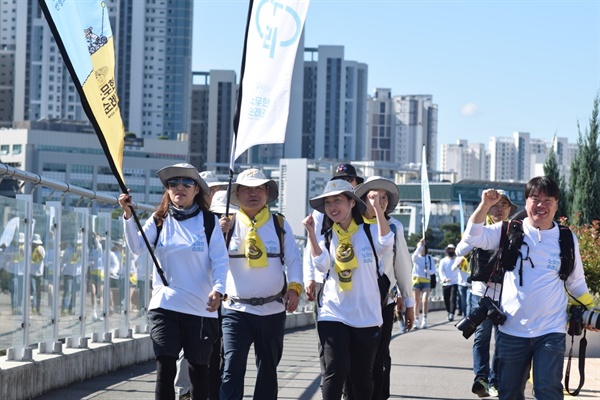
[{"x1": 0, "y1": 162, "x2": 155, "y2": 212}]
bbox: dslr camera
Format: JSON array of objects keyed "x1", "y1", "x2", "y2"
[
  {"x1": 568, "y1": 305, "x2": 600, "y2": 336},
  {"x1": 456, "y1": 296, "x2": 506, "y2": 339}
]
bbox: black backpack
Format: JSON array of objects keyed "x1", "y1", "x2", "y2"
[{"x1": 495, "y1": 211, "x2": 575, "y2": 286}]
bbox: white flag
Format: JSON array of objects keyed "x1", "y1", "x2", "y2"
[
  {"x1": 233, "y1": 0, "x2": 310, "y2": 162},
  {"x1": 459, "y1": 193, "x2": 465, "y2": 234},
  {"x1": 421, "y1": 145, "x2": 431, "y2": 237}
]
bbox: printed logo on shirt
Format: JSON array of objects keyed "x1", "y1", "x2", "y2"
[
  {"x1": 546, "y1": 252, "x2": 560, "y2": 272},
  {"x1": 265, "y1": 239, "x2": 278, "y2": 254},
  {"x1": 360, "y1": 245, "x2": 373, "y2": 264},
  {"x1": 191, "y1": 234, "x2": 206, "y2": 252}
]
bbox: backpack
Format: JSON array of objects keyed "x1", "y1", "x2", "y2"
[
  {"x1": 153, "y1": 209, "x2": 216, "y2": 248},
  {"x1": 225, "y1": 212, "x2": 288, "y2": 297},
  {"x1": 496, "y1": 210, "x2": 575, "y2": 286},
  {"x1": 324, "y1": 223, "x2": 391, "y2": 307},
  {"x1": 225, "y1": 212, "x2": 286, "y2": 265}
]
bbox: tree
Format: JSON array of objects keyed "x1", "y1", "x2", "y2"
[
  {"x1": 543, "y1": 137, "x2": 569, "y2": 220},
  {"x1": 570, "y1": 95, "x2": 600, "y2": 225},
  {"x1": 438, "y1": 223, "x2": 462, "y2": 248}
]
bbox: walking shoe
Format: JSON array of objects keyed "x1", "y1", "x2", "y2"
[
  {"x1": 488, "y1": 386, "x2": 498, "y2": 397},
  {"x1": 398, "y1": 319, "x2": 406, "y2": 334},
  {"x1": 471, "y1": 378, "x2": 490, "y2": 398},
  {"x1": 414, "y1": 317, "x2": 420, "y2": 329},
  {"x1": 420, "y1": 316, "x2": 428, "y2": 329}
]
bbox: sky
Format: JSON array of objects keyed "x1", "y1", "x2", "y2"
[{"x1": 192, "y1": 0, "x2": 600, "y2": 158}]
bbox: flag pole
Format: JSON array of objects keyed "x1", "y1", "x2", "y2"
[
  {"x1": 38, "y1": 0, "x2": 168, "y2": 286},
  {"x1": 225, "y1": 0, "x2": 255, "y2": 217}
]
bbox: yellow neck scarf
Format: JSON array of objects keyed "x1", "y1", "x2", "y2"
[
  {"x1": 237, "y1": 206, "x2": 270, "y2": 268},
  {"x1": 332, "y1": 219, "x2": 359, "y2": 291},
  {"x1": 362, "y1": 215, "x2": 376, "y2": 225}
]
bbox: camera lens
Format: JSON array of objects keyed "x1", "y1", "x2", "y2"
[
  {"x1": 583, "y1": 310, "x2": 600, "y2": 330},
  {"x1": 456, "y1": 306, "x2": 488, "y2": 339}
]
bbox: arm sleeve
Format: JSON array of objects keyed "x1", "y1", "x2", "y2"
[
  {"x1": 462, "y1": 221, "x2": 503, "y2": 251},
  {"x1": 123, "y1": 215, "x2": 158, "y2": 255},
  {"x1": 394, "y1": 228, "x2": 415, "y2": 308},
  {"x1": 283, "y1": 219, "x2": 303, "y2": 285},
  {"x1": 565, "y1": 233, "x2": 593, "y2": 304},
  {"x1": 208, "y1": 214, "x2": 229, "y2": 295},
  {"x1": 455, "y1": 240, "x2": 474, "y2": 257}
]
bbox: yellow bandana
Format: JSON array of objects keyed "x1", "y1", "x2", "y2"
[
  {"x1": 32, "y1": 246, "x2": 43, "y2": 263},
  {"x1": 362, "y1": 215, "x2": 377, "y2": 225},
  {"x1": 71, "y1": 245, "x2": 82, "y2": 264},
  {"x1": 332, "y1": 219, "x2": 359, "y2": 291},
  {"x1": 14, "y1": 245, "x2": 24, "y2": 262},
  {"x1": 459, "y1": 257, "x2": 470, "y2": 273},
  {"x1": 237, "y1": 206, "x2": 270, "y2": 268}
]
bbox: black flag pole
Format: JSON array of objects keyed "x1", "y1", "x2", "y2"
[
  {"x1": 38, "y1": 0, "x2": 168, "y2": 286},
  {"x1": 225, "y1": 0, "x2": 255, "y2": 217}
]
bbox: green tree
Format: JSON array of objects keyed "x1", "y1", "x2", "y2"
[
  {"x1": 438, "y1": 223, "x2": 462, "y2": 248},
  {"x1": 406, "y1": 229, "x2": 434, "y2": 248},
  {"x1": 543, "y1": 138, "x2": 569, "y2": 220},
  {"x1": 570, "y1": 94, "x2": 600, "y2": 225}
]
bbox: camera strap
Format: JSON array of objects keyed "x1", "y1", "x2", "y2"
[{"x1": 564, "y1": 330, "x2": 586, "y2": 396}]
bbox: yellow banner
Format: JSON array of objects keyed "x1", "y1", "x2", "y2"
[{"x1": 40, "y1": 0, "x2": 125, "y2": 184}]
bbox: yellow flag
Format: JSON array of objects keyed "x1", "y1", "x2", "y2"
[{"x1": 39, "y1": 0, "x2": 125, "y2": 186}]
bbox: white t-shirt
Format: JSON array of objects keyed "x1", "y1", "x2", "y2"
[{"x1": 439, "y1": 256, "x2": 460, "y2": 285}]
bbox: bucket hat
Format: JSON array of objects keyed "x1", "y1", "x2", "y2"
[
  {"x1": 200, "y1": 171, "x2": 228, "y2": 190},
  {"x1": 495, "y1": 189, "x2": 518, "y2": 215},
  {"x1": 354, "y1": 176, "x2": 400, "y2": 214},
  {"x1": 309, "y1": 180, "x2": 366, "y2": 214},
  {"x1": 230, "y1": 168, "x2": 279, "y2": 206},
  {"x1": 156, "y1": 163, "x2": 209, "y2": 196},
  {"x1": 210, "y1": 190, "x2": 238, "y2": 215},
  {"x1": 32, "y1": 234, "x2": 43, "y2": 245},
  {"x1": 331, "y1": 163, "x2": 364, "y2": 184}
]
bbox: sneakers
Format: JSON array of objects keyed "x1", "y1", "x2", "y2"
[
  {"x1": 447, "y1": 312, "x2": 454, "y2": 321},
  {"x1": 488, "y1": 386, "x2": 498, "y2": 397},
  {"x1": 420, "y1": 316, "x2": 428, "y2": 329},
  {"x1": 398, "y1": 319, "x2": 406, "y2": 334},
  {"x1": 471, "y1": 378, "x2": 490, "y2": 398},
  {"x1": 414, "y1": 317, "x2": 420, "y2": 330}
]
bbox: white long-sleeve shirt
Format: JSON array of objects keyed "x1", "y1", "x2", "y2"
[
  {"x1": 456, "y1": 240, "x2": 501, "y2": 300},
  {"x1": 411, "y1": 244, "x2": 436, "y2": 279},
  {"x1": 310, "y1": 225, "x2": 393, "y2": 328},
  {"x1": 438, "y1": 256, "x2": 460, "y2": 285},
  {"x1": 224, "y1": 213, "x2": 303, "y2": 316},
  {"x1": 377, "y1": 219, "x2": 415, "y2": 308},
  {"x1": 124, "y1": 212, "x2": 229, "y2": 319},
  {"x1": 462, "y1": 218, "x2": 590, "y2": 338},
  {"x1": 303, "y1": 210, "x2": 326, "y2": 283}
]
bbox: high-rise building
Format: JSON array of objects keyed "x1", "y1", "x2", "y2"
[
  {"x1": 393, "y1": 95, "x2": 438, "y2": 170},
  {"x1": 489, "y1": 136, "x2": 517, "y2": 181},
  {"x1": 302, "y1": 45, "x2": 368, "y2": 161},
  {"x1": 367, "y1": 88, "x2": 395, "y2": 162},
  {"x1": 116, "y1": 0, "x2": 193, "y2": 139},
  {"x1": 441, "y1": 140, "x2": 489, "y2": 181},
  {"x1": 3, "y1": 1, "x2": 193, "y2": 139},
  {"x1": 189, "y1": 70, "x2": 237, "y2": 172}
]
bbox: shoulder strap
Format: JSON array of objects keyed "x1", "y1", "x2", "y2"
[
  {"x1": 153, "y1": 216, "x2": 162, "y2": 248},
  {"x1": 272, "y1": 212, "x2": 286, "y2": 265},
  {"x1": 203, "y1": 210, "x2": 216, "y2": 246},
  {"x1": 558, "y1": 225, "x2": 575, "y2": 281},
  {"x1": 362, "y1": 223, "x2": 381, "y2": 277},
  {"x1": 225, "y1": 214, "x2": 236, "y2": 249},
  {"x1": 389, "y1": 223, "x2": 397, "y2": 271}
]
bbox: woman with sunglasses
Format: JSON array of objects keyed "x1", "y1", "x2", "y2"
[{"x1": 118, "y1": 163, "x2": 229, "y2": 400}]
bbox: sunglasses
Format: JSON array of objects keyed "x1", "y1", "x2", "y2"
[{"x1": 166, "y1": 178, "x2": 196, "y2": 189}]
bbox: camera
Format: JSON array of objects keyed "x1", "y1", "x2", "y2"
[
  {"x1": 568, "y1": 305, "x2": 600, "y2": 336},
  {"x1": 456, "y1": 296, "x2": 507, "y2": 339}
]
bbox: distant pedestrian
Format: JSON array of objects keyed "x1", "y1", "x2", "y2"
[
  {"x1": 411, "y1": 239, "x2": 436, "y2": 329},
  {"x1": 439, "y1": 244, "x2": 459, "y2": 321}
]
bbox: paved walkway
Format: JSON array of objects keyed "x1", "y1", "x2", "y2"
[{"x1": 37, "y1": 310, "x2": 599, "y2": 400}]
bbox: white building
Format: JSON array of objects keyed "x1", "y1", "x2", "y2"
[
  {"x1": 489, "y1": 136, "x2": 517, "y2": 182},
  {"x1": 0, "y1": 125, "x2": 188, "y2": 208},
  {"x1": 441, "y1": 140, "x2": 489, "y2": 181}
]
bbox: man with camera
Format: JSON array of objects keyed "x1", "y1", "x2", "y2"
[
  {"x1": 456, "y1": 189, "x2": 516, "y2": 397},
  {"x1": 461, "y1": 177, "x2": 598, "y2": 400}
]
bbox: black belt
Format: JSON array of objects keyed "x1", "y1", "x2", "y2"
[{"x1": 228, "y1": 293, "x2": 283, "y2": 306}]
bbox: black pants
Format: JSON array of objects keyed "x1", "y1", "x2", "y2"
[
  {"x1": 443, "y1": 284, "x2": 458, "y2": 314},
  {"x1": 318, "y1": 320, "x2": 380, "y2": 400}
]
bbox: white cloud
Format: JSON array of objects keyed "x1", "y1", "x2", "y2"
[{"x1": 460, "y1": 103, "x2": 478, "y2": 117}]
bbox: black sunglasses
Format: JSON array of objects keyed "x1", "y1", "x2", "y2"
[{"x1": 167, "y1": 178, "x2": 196, "y2": 189}]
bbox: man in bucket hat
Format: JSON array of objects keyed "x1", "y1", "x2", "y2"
[{"x1": 220, "y1": 168, "x2": 303, "y2": 400}]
